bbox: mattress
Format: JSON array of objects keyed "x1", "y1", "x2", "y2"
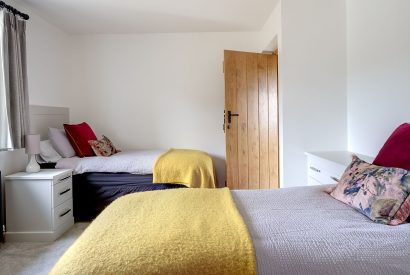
[
  {"x1": 56, "y1": 150, "x2": 164, "y2": 175},
  {"x1": 73, "y1": 172, "x2": 186, "y2": 221},
  {"x1": 232, "y1": 185, "x2": 410, "y2": 275}
]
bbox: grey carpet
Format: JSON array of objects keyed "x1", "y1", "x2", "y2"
[{"x1": 0, "y1": 223, "x2": 88, "y2": 275}]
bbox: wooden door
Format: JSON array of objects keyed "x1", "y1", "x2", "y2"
[{"x1": 224, "y1": 50, "x2": 279, "y2": 189}]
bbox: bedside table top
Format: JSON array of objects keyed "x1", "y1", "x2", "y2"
[
  {"x1": 305, "y1": 151, "x2": 374, "y2": 166},
  {"x1": 5, "y1": 169, "x2": 72, "y2": 180}
]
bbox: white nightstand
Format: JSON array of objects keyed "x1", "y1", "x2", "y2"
[
  {"x1": 305, "y1": 151, "x2": 374, "y2": 186},
  {"x1": 5, "y1": 169, "x2": 74, "y2": 242}
]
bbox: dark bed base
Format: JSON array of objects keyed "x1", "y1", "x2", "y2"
[{"x1": 73, "y1": 172, "x2": 186, "y2": 221}]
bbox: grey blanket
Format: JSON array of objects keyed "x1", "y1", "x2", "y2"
[{"x1": 232, "y1": 185, "x2": 410, "y2": 275}]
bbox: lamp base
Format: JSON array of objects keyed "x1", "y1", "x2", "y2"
[{"x1": 26, "y1": 154, "x2": 40, "y2": 173}]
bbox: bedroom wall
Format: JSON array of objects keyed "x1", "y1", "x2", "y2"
[
  {"x1": 347, "y1": 0, "x2": 410, "y2": 157},
  {"x1": 73, "y1": 33, "x2": 263, "y2": 186},
  {"x1": 0, "y1": 0, "x2": 78, "y2": 179},
  {"x1": 278, "y1": 0, "x2": 347, "y2": 187},
  {"x1": 258, "y1": 1, "x2": 281, "y2": 52}
]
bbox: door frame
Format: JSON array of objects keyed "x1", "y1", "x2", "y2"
[{"x1": 224, "y1": 50, "x2": 279, "y2": 189}]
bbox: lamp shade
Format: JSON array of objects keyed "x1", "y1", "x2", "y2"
[{"x1": 25, "y1": 134, "x2": 40, "y2": 155}]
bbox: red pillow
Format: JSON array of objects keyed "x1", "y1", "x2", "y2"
[
  {"x1": 373, "y1": 123, "x2": 410, "y2": 170},
  {"x1": 64, "y1": 122, "x2": 97, "y2": 157}
]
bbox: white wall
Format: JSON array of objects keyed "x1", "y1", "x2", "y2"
[
  {"x1": 258, "y1": 1, "x2": 281, "y2": 52},
  {"x1": 74, "y1": 33, "x2": 262, "y2": 185},
  {"x1": 347, "y1": 0, "x2": 410, "y2": 157},
  {"x1": 279, "y1": 0, "x2": 347, "y2": 187},
  {"x1": 0, "y1": 0, "x2": 78, "y2": 179}
]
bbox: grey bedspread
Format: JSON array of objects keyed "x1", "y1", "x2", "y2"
[{"x1": 232, "y1": 185, "x2": 410, "y2": 275}]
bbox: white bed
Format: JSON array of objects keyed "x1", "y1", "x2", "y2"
[
  {"x1": 233, "y1": 185, "x2": 410, "y2": 275},
  {"x1": 52, "y1": 184, "x2": 410, "y2": 275}
]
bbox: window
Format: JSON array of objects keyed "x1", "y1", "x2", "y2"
[
  {"x1": 0, "y1": 19, "x2": 12, "y2": 150},
  {"x1": 0, "y1": 105, "x2": 13, "y2": 150}
]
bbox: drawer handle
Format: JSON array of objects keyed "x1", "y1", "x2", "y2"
[
  {"x1": 59, "y1": 209, "x2": 72, "y2": 218},
  {"x1": 309, "y1": 166, "x2": 321, "y2": 173},
  {"x1": 330, "y1": 176, "x2": 340, "y2": 183},
  {"x1": 59, "y1": 188, "x2": 71, "y2": 196},
  {"x1": 59, "y1": 175, "x2": 72, "y2": 183}
]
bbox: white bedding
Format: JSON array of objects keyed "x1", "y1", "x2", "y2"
[
  {"x1": 55, "y1": 150, "x2": 165, "y2": 175},
  {"x1": 232, "y1": 185, "x2": 410, "y2": 275}
]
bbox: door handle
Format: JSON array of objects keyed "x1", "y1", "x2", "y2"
[
  {"x1": 227, "y1": 111, "x2": 239, "y2": 129},
  {"x1": 227, "y1": 111, "x2": 239, "y2": 123}
]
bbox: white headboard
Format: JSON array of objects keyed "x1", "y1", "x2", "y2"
[{"x1": 29, "y1": 105, "x2": 69, "y2": 140}]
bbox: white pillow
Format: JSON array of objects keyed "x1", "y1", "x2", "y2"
[
  {"x1": 48, "y1": 127, "x2": 76, "y2": 158},
  {"x1": 37, "y1": 140, "x2": 62, "y2": 163}
]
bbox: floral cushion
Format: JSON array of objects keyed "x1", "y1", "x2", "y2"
[
  {"x1": 102, "y1": 135, "x2": 120, "y2": 154},
  {"x1": 330, "y1": 155, "x2": 410, "y2": 225},
  {"x1": 88, "y1": 135, "x2": 120, "y2": 157}
]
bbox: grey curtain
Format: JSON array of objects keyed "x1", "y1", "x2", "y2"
[{"x1": 0, "y1": 10, "x2": 29, "y2": 149}]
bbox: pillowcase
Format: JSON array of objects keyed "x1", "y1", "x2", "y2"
[
  {"x1": 373, "y1": 123, "x2": 410, "y2": 170},
  {"x1": 88, "y1": 135, "x2": 120, "y2": 157},
  {"x1": 48, "y1": 128, "x2": 76, "y2": 158},
  {"x1": 330, "y1": 155, "x2": 410, "y2": 225},
  {"x1": 64, "y1": 122, "x2": 97, "y2": 157},
  {"x1": 37, "y1": 140, "x2": 62, "y2": 163}
]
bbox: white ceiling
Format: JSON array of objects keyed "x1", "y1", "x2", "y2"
[{"x1": 20, "y1": 0, "x2": 279, "y2": 34}]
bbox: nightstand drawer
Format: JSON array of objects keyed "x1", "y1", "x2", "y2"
[
  {"x1": 308, "y1": 176, "x2": 322, "y2": 186},
  {"x1": 54, "y1": 172, "x2": 72, "y2": 185},
  {"x1": 53, "y1": 178, "x2": 72, "y2": 207},
  {"x1": 53, "y1": 199, "x2": 73, "y2": 229},
  {"x1": 307, "y1": 155, "x2": 345, "y2": 185}
]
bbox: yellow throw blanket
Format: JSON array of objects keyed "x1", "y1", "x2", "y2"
[
  {"x1": 51, "y1": 188, "x2": 256, "y2": 275},
  {"x1": 153, "y1": 148, "x2": 216, "y2": 188}
]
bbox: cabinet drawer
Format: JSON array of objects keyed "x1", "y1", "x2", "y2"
[
  {"x1": 308, "y1": 156, "x2": 344, "y2": 185},
  {"x1": 53, "y1": 199, "x2": 73, "y2": 229},
  {"x1": 308, "y1": 163, "x2": 329, "y2": 184},
  {"x1": 54, "y1": 172, "x2": 72, "y2": 185},
  {"x1": 53, "y1": 178, "x2": 72, "y2": 207},
  {"x1": 308, "y1": 176, "x2": 322, "y2": 186}
]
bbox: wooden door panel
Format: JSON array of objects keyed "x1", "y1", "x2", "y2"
[
  {"x1": 224, "y1": 51, "x2": 239, "y2": 189},
  {"x1": 224, "y1": 50, "x2": 279, "y2": 189},
  {"x1": 267, "y1": 54, "x2": 279, "y2": 189},
  {"x1": 258, "y1": 54, "x2": 270, "y2": 189},
  {"x1": 247, "y1": 53, "x2": 260, "y2": 189},
  {"x1": 236, "y1": 53, "x2": 249, "y2": 189}
]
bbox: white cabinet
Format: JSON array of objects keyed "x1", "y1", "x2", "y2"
[
  {"x1": 5, "y1": 169, "x2": 74, "y2": 242},
  {"x1": 305, "y1": 151, "x2": 373, "y2": 186}
]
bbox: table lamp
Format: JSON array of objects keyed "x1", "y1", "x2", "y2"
[{"x1": 25, "y1": 134, "x2": 40, "y2": 173}]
